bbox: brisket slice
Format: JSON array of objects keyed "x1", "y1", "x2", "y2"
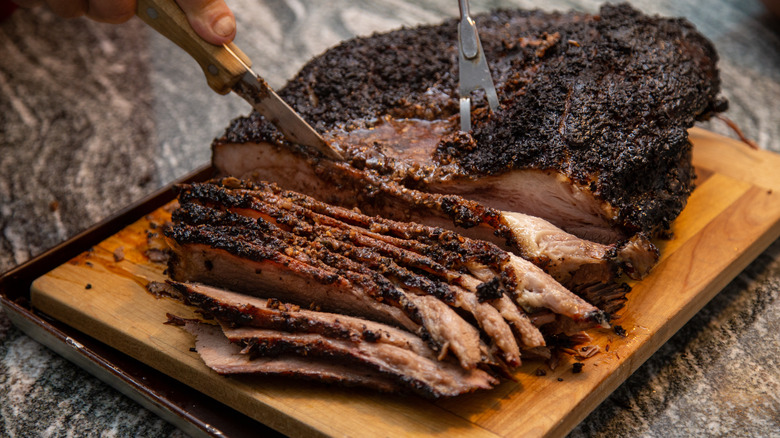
[
  {"x1": 222, "y1": 326, "x2": 497, "y2": 398},
  {"x1": 216, "y1": 3, "x2": 725, "y2": 243},
  {"x1": 165, "y1": 238, "x2": 418, "y2": 331},
  {"x1": 174, "y1": 318, "x2": 401, "y2": 393},
  {"x1": 160, "y1": 281, "x2": 436, "y2": 358}
]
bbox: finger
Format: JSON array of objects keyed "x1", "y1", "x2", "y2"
[
  {"x1": 85, "y1": 0, "x2": 135, "y2": 24},
  {"x1": 175, "y1": 0, "x2": 235, "y2": 45},
  {"x1": 44, "y1": 0, "x2": 88, "y2": 19}
]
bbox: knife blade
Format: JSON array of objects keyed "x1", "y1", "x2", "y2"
[{"x1": 135, "y1": 0, "x2": 343, "y2": 160}]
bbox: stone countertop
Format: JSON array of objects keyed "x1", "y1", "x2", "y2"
[{"x1": 1, "y1": 1, "x2": 778, "y2": 436}]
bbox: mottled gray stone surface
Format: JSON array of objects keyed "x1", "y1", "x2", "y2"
[{"x1": 1, "y1": 0, "x2": 779, "y2": 436}]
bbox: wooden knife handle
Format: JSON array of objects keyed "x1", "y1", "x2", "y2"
[{"x1": 136, "y1": 0, "x2": 252, "y2": 94}]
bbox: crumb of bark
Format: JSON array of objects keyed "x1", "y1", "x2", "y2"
[
  {"x1": 613, "y1": 325, "x2": 627, "y2": 337},
  {"x1": 113, "y1": 246, "x2": 125, "y2": 262},
  {"x1": 363, "y1": 329, "x2": 381, "y2": 342},
  {"x1": 49, "y1": 201, "x2": 59, "y2": 212},
  {"x1": 475, "y1": 277, "x2": 503, "y2": 302}
]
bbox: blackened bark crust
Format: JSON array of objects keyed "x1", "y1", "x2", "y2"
[{"x1": 220, "y1": 4, "x2": 725, "y2": 236}]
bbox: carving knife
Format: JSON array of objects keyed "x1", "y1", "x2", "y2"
[{"x1": 135, "y1": 0, "x2": 343, "y2": 160}]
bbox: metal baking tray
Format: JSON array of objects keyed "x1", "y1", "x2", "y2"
[{"x1": 0, "y1": 165, "x2": 282, "y2": 438}]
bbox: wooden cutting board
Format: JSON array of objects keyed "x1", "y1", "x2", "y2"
[{"x1": 29, "y1": 128, "x2": 780, "y2": 438}]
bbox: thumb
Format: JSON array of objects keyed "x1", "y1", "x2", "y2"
[{"x1": 175, "y1": 0, "x2": 235, "y2": 45}]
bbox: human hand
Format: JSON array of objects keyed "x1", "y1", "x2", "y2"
[{"x1": 15, "y1": 0, "x2": 236, "y2": 45}]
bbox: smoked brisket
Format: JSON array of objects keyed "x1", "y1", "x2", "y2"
[{"x1": 216, "y1": 3, "x2": 725, "y2": 243}]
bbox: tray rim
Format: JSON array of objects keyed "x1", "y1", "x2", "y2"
[{"x1": 0, "y1": 165, "x2": 282, "y2": 438}]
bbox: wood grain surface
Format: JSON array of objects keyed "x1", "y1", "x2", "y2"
[{"x1": 29, "y1": 129, "x2": 780, "y2": 437}]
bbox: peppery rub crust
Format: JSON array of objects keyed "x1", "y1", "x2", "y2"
[
  {"x1": 217, "y1": 4, "x2": 726, "y2": 237},
  {"x1": 457, "y1": 4, "x2": 725, "y2": 236}
]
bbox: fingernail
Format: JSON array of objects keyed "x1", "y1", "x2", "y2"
[{"x1": 213, "y1": 15, "x2": 235, "y2": 38}]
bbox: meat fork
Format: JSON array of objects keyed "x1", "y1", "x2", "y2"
[{"x1": 457, "y1": 0, "x2": 499, "y2": 132}]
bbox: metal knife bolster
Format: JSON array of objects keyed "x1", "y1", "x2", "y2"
[{"x1": 231, "y1": 71, "x2": 344, "y2": 160}]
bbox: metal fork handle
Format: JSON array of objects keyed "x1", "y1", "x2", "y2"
[
  {"x1": 458, "y1": 0, "x2": 478, "y2": 59},
  {"x1": 457, "y1": 0, "x2": 499, "y2": 132}
]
